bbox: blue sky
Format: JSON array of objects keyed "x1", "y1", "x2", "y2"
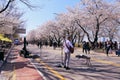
[{"x1": 18, "y1": 0, "x2": 80, "y2": 35}]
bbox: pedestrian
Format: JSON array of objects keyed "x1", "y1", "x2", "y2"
[
  {"x1": 86, "y1": 42, "x2": 90, "y2": 54},
  {"x1": 116, "y1": 46, "x2": 120, "y2": 56},
  {"x1": 63, "y1": 36, "x2": 73, "y2": 70},
  {"x1": 105, "y1": 41, "x2": 112, "y2": 56},
  {"x1": 82, "y1": 41, "x2": 86, "y2": 53},
  {"x1": 37, "y1": 42, "x2": 39, "y2": 48},
  {"x1": 45, "y1": 41, "x2": 48, "y2": 48},
  {"x1": 39, "y1": 41, "x2": 43, "y2": 49},
  {"x1": 53, "y1": 41, "x2": 57, "y2": 50},
  {"x1": 82, "y1": 41, "x2": 90, "y2": 54},
  {"x1": 118, "y1": 42, "x2": 120, "y2": 49}
]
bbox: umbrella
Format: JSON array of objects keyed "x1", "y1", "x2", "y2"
[
  {"x1": 1, "y1": 38, "x2": 12, "y2": 42},
  {"x1": 0, "y1": 34, "x2": 5, "y2": 40},
  {"x1": 0, "y1": 34, "x2": 12, "y2": 42}
]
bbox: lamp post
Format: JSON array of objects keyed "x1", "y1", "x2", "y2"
[
  {"x1": 22, "y1": 37, "x2": 29, "y2": 58},
  {"x1": 23, "y1": 37, "x2": 27, "y2": 50}
]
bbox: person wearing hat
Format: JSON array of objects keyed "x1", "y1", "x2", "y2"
[{"x1": 63, "y1": 36, "x2": 73, "y2": 70}]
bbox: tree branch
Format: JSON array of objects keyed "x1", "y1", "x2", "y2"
[{"x1": 0, "y1": 0, "x2": 13, "y2": 13}]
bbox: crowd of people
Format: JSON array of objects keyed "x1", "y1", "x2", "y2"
[
  {"x1": 82, "y1": 40, "x2": 120, "y2": 56},
  {"x1": 34, "y1": 38, "x2": 120, "y2": 57}
]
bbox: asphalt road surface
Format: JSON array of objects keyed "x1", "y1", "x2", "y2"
[{"x1": 16, "y1": 44, "x2": 120, "y2": 80}]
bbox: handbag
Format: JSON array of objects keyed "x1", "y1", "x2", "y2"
[{"x1": 65, "y1": 41, "x2": 74, "y2": 53}]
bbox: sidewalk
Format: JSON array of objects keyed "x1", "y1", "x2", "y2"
[{"x1": 0, "y1": 46, "x2": 44, "y2": 80}]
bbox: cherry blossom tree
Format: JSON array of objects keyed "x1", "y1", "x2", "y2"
[
  {"x1": 27, "y1": 0, "x2": 120, "y2": 48},
  {"x1": 0, "y1": 0, "x2": 34, "y2": 13},
  {"x1": 66, "y1": 0, "x2": 120, "y2": 48},
  {"x1": 99, "y1": 19, "x2": 120, "y2": 41},
  {"x1": 26, "y1": 29, "x2": 37, "y2": 44},
  {"x1": 55, "y1": 12, "x2": 80, "y2": 46},
  {"x1": 0, "y1": 5, "x2": 24, "y2": 35}
]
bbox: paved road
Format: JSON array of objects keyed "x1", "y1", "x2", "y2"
[
  {"x1": 23, "y1": 44, "x2": 120, "y2": 80},
  {"x1": 2, "y1": 44, "x2": 120, "y2": 80}
]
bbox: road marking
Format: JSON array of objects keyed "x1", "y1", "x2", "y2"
[
  {"x1": 36, "y1": 58, "x2": 66, "y2": 80},
  {"x1": 29, "y1": 59, "x2": 47, "y2": 80},
  {"x1": 28, "y1": 59, "x2": 47, "y2": 80},
  {"x1": 91, "y1": 58, "x2": 120, "y2": 67}
]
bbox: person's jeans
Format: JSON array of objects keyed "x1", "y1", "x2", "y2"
[{"x1": 64, "y1": 52, "x2": 71, "y2": 67}]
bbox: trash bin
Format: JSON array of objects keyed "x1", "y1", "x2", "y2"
[{"x1": 0, "y1": 51, "x2": 4, "y2": 61}]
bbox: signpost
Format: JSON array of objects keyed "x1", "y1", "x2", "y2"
[{"x1": 16, "y1": 28, "x2": 26, "y2": 34}]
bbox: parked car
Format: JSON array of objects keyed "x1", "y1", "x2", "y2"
[{"x1": 14, "y1": 39, "x2": 20, "y2": 45}]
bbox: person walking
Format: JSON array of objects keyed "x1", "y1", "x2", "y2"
[
  {"x1": 63, "y1": 36, "x2": 73, "y2": 70},
  {"x1": 82, "y1": 41, "x2": 90, "y2": 54},
  {"x1": 82, "y1": 41, "x2": 86, "y2": 53},
  {"x1": 105, "y1": 41, "x2": 112, "y2": 56},
  {"x1": 86, "y1": 42, "x2": 90, "y2": 54},
  {"x1": 53, "y1": 41, "x2": 57, "y2": 50}
]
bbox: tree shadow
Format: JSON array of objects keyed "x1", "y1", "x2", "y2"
[{"x1": 38, "y1": 58, "x2": 120, "y2": 80}]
